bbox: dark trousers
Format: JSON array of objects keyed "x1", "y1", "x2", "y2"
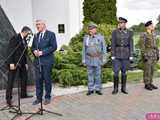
[
  {"x1": 6, "y1": 65, "x2": 27, "y2": 101},
  {"x1": 113, "y1": 59, "x2": 129, "y2": 77},
  {"x1": 112, "y1": 59, "x2": 129, "y2": 90},
  {"x1": 35, "y1": 64, "x2": 53, "y2": 100}
]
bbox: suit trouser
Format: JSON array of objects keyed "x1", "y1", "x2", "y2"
[
  {"x1": 87, "y1": 66, "x2": 102, "y2": 91},
  {"x1": 35, "y1": 64, "x2": 53, "y2": 100},
  {"x1": 6, "y1": 65, "x2": 27, "y2": 101},
  {"x1": 143, "y1": 60, "x2": 155, "y2": 85}
]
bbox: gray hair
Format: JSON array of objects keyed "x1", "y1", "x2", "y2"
[{"x1": 35, "y1": 19, "x2": 46, "y2": 24}]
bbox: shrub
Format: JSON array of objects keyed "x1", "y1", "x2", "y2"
[
  {"x1": 102, "y1": 68, "x2": 113, "y2": 83},
  {"x1": 57, "y1": 68, "x2": 87, "y2": 87}
]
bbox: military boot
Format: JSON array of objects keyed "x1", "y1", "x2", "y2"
[
  {"x1": 112, "y1": 76, "x2": 119, "y2": 95},
  {"x1": 144, "y1": 84, "x2": 153, "y2": 91},
  {"x1": 121, "y1": 75, "x2": 128, "y2": 94}
]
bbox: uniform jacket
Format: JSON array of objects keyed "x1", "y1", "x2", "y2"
[
  {"x1": 82, "y1": 33, "x2": 107, "y2": 66},
  {"x1": 140, "y1": 32, "x2": 159, "y2": 62},
  {"x1": 111, "y1": 28, "x2": 134, "y2": 59}
]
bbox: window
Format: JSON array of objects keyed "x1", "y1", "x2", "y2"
[{"x1": 58, "y1": 24, "x2": 65, "y2": 34}]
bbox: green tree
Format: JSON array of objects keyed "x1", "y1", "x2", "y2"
[
  {"x1": 130, "y1": 22, "x2": 145, "y2": 33},
  {"x1": 83, "y1": 0, "x2": 117, "y2": 25},
  {"x1": 155, "y1": 14, "x2": 160, "y2": 33}
]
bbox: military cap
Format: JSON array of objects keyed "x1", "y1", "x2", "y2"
[
  {"x1": 88, "y1": 22, "x2": 97, "y2": 30},
  {"x1": 145, "y1": 20, "x2": 153, "y2": 27},
  {"x1": 118, "y1": 17, "x2": 128, "y2": 23}
]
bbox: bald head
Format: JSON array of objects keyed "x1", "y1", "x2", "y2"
[{"x1": 35, "y1": 19, "x2": 46, "y2": 32}]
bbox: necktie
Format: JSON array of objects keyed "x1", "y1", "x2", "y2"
[
  {"x1": 38, "y1": 33, "x2": 43, "y2": 43},
  {"x1": 22, "y1": 39, "x2": 26, "y2": 46}
]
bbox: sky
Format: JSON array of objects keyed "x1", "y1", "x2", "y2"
[{"x1": 117, "y1": 0, "x2": 160, "y2": 27}]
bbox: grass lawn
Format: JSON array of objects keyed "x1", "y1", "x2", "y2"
[
  {"x1": 127, "y1": 70, "x2": 143, "y2": 82},
  {"x1": 127, "y1": 70, "x2": 160, "y2": 83}
]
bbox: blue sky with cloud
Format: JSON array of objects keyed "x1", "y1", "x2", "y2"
[{"x1": 117, "y1": 0, "x2": 160, "y2": 27}]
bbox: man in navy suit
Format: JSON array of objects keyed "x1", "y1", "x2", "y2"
[{"x1": 31, "y1": 20, "x2": 57, "y2": 105}]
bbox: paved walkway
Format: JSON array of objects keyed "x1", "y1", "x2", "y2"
[{"x1": 0, "y1": 80, "x2": 160, "y2": 120}]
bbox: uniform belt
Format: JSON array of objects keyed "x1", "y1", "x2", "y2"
[
  {"x1": 116, "y1": 45, "x2": 128, "y2": 47},
  {"x1": 87, "y1": 53, "x2": 101, "y2": 57}
]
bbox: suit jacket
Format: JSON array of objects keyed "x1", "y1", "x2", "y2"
[
  {"x1": 31, "y1": 30, "x2": 57, "y2": 65},
  {"x1": 111, "y1": 28, "x2": 134, "y2": 59},
  {"x1": 7, "y1": 33, "x2": 27, "y2": 65}
]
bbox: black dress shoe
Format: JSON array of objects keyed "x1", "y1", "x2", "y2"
[
  {"x1": 145, "y1": 84, "x2": 153, "y2": 91},
  {"x1": 21, "y1": 95, "x2": 33, "y2": 99},
  {"x1": 43, "y1": 99, "x2": 51, "y2": 105},
  {"x1": 6, "y1": 100, "x2": 12, "y2": 107},
  {"x1": 121, "y1": 90, "x2": 128, "y2": 94},
  {"x1": 112, "y1": 89, "x2": 118, "y2": 95},
  {"x1": 32, "y1": 99, "x2": 41, "y2": 105},
  {"x1": 150, "y1": 84, "x2": 158, "y2": 89},
  {"x1": 95, "y1": 91, "x2": 103, "y2": 95},
  {"x1": 86, "y1": 91, "x2": 94, "y2": 96}
]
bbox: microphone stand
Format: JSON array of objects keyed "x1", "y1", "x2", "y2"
[
  {"x1": 9, "y1": 37, "x2": 35, "y2": 120},
  {"x1": 0, "y1": 39, "x2": 28, "y2": 111},
  {"x1": 25, "y1": 34, "x2": 62, "y2": 120}
]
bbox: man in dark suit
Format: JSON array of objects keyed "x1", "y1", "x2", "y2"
[
  {"x1": 6, "y1": 26, "x2": 32, "y2": 106},
  {"x1": 32, "y1": 20, "x2": 57, "y2": 105},
  {"x1": 111, "y1": 17, "x2": 134, "y2": 95}
]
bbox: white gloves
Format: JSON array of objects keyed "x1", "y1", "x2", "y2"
[
  {"x1": 82, "y1": 60, "x2": 85, "y2": 64},
  {"x1": 129, "y1": 57, "x2": 133, "y2": 61},
  {"x1": 111, "y1": 57, "x2": 115, "y2": 60},
  {"x1": 111, "y1": 57, "x2": 133, "y2": 61}
]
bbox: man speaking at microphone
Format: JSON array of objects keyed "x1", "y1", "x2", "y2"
[
  {"x1": 31, "y1": 20, "x2": 57, "y2": 105},
  {"x1": 6, "y1": 26, "x2": 32, "y2": 106}
]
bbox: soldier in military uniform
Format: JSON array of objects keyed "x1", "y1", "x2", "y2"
[
  {"x1": 111, "y1": 17, "x2": 134, "y2": 95},
  {"x1": 140, "y1": 21, "x2": 159, "y2": 91},
  {"x1": 82, "y1": 23, "x2": 107, "y2": 96}
]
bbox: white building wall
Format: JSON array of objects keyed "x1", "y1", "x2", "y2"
[
  {"x1": 0, "y1": 0, "x2": 84, "y2": 48},
  {"x1": 32, "y1": 0, "x2": 71, "y2": 48},
  {"x1": 68, "y1": 0, "x2": 84, "y2": 39},
  {"x1": 0, "y1": 0, "x2": 33, "y2": 32}
]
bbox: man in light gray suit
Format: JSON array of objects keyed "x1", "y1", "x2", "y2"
[{"x1": 82, "y1": 22, "x2": 107, "y2": 96}]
